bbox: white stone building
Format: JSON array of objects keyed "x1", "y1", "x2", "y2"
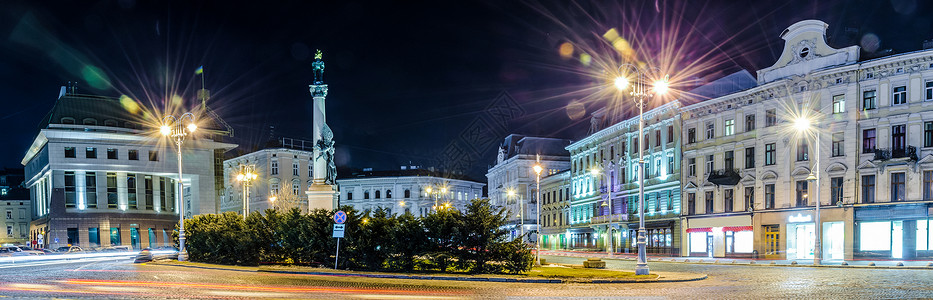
[
  {"x1": 486, "y1": 134, "x2": 571, "y2": 242},
  {"x1": 21, "y1": 92, "x2": 234, "y2": 250},
  {"x1": 336, "y1": 168, "x2": 484, "y2": 217},
  {"x1": 221, "y1": 138, "x2": 316, "y2": 214}
]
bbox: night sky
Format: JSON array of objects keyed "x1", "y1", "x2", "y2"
[{"x1": 1, "y1": 0, "x2": 931, "y2": 180}]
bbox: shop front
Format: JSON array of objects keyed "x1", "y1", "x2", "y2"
[
  {"x1": 624, "y1": 219, "x2": 679, "y2": 255},
  {"x1": 755, "y1": 208, "x2": 851, "y2": 260},
  {"x1": 684, "y1": 215, "x2": 753, "y2": 258},
  {"x1": 854, "y1": 203, "x2": 933, "y2": 260}
]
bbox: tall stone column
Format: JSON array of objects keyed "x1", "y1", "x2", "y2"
[{"x1": 306, "y1": 50, "x2": 338, "y2": 211}]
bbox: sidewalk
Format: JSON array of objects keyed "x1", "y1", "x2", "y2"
[
  {"x1": 541, "y1": 250, "x2": 933, "y2": 269},
  {"x1": 148, "y1": 260, "x2": 706, "y2": 283}
]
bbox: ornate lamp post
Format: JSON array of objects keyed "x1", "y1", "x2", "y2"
[
  {"x1": 533, "y1": 159, "x2": 543, "y2": 266},
  {"x1": 614, "y1": 64, "x2": 668, "y2": 275},
  {"x1": 236, "y1": 165, "x2": 257, "y2": 217},
  {"x1": 591, "y1": 167, "x2": 613, "y2": 255},
  {"x1": 796, "y1": 117, "x2": 822, "y2": 265},
  {"x1": 160, "y1": 112, "x2": 197, "y2": 261}
]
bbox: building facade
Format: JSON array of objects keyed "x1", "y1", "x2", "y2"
[
  {"x1": 566, "y1": 102, "x2": 684, "y2": 255},
  {"x1": 222, "y1": 138, "x2": 315, "y2": 214},
  {"x1": 337, "y1": 169, "x2": 485, "y2": 217},
  {"x1": 21, "y1": 92, "x2": 234, "y2": 250},
  {"x1": 487, "y1": 134, "x2": 571, "y2": 243},
  {"x1": 539, "y1": 170, "x2": 571, "y2": 250}
]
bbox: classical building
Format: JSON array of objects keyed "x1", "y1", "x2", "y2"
[
  {"x1": 566, "y1": 102, "x2": 685, "y2": 255},
  {"x1": 487, "y1": 134, "x2": 571, "y2": 243},
  {"x1": 336, "y1": 168, "x2": 485, "y2": 217},
  {"x1": 539, "y1": 170, "x2": 571, "y2": 250},
  {"x1": 21, "y1": 90, "x2": 234, "y2": 250},
  {"x1": 1, "y1": 189, "x2": 30, "y2": 245},
  {"x1": 222, "y1": 138, "x2": 315, "y2": 214},
  {"x1": 681, "y1": 19, "x2": 933, "y2": 261}
]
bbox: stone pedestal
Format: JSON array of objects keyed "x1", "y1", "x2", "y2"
[{"x1": 306, "y1": 183, "x2": 337, "y2": 211}]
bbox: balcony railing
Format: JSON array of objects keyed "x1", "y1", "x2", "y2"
[
  {"x1": 707, "y1": 169, "x2": 741, "y2": 186},
  {"x1": 874, "y1": 146, "x2": 918, "y2": 161},
  {"x1": 590, "y1": 213, "x2": 628, "y2": 224}
]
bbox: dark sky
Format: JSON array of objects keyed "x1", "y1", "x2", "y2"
[{"x1": 1, "y1": 0, "x2": 931, "y2": 180}]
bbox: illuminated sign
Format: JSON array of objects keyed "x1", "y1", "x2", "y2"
[{"x1": 788, "y1": 213, "x2": 812, "y2": 223}]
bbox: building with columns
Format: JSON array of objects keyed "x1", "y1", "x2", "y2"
[
  {"x1": 21, "y1": 91, "x2": 234, "y2": 250},
  {"x1": 487, "y1": 134, "x2": 571, "y2": 243},
  {"x1": 336, "y1": 168, "x2": 484, "y2": 217}
]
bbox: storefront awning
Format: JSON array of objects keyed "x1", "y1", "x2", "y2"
[{"x1": 686, "y1": 226, "x2": 753, "y2": 233}]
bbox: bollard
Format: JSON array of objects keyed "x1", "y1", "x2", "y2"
[
  {"x1": 927, "y1": 262, "x2": 933, "y2": 267},
  {"x1": 868, "y1": 262, "x2": 875, "y2": 266},
  {"x1": 896, "y1": 262, "x2": 904, "y2": 267},
  {"x1": 790, "y1": 261, "x2": 797, "y2": 265},
  {"x1": 841, "y1": 261, "x2": 848, "y2": 266}
]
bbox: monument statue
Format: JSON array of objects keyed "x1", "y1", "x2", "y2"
[{"x1": 307, "y1": 49, "x2": 338, "y2": 210}]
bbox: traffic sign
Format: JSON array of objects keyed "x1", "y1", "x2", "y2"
[
  {"x1": 333, "y1": 224, "x2": 345, "y2": 238},
  {"x1": 333, "y1": 210, "x2": 347, "y2": 224}
]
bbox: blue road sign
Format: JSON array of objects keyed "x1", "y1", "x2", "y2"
[{"x1": 333, "y1": 210, "x2": 347, "y2": 224}]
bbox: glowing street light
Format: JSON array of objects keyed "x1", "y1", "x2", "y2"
[
  {"x1": 160, "y1": 112, "x2": 197, "y2": 262},
  {"x1": 796, "y1": 116, "x2": 822, "y2": 265},
  {"x1": 614, "y1": 64, "x2": 669, "y2": 276},
  {"x1": 269, "y1": 195, "x2": 277, "y2": 210},
  {"x1": 506, "y1": 188, "x2": 524, "y2": 240},
  {"x1": 236, "y1": 164, "x2": 258, "y2": 218}
]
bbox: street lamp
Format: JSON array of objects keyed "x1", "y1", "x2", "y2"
[
  {"x1": 614, "y1": 64, "x2": 668, "y2": 275},
  {"x1": 591, "y1": 167, "x2": 614, "y2": 256},
  {"x1": 796, "y1": 117, "x2": 822, "y2": 265},
  {"x1": 506, "y1": 188, "x2": 524, "y2": 241},
  {"x1": 236, "y1": 164, "x2": 258, "y2": 217},
  {"x1": 533, "y1": 158, "x2": 543, "y2": 266},
  {"x1": 269, "y1": 195, "x2": 277, "y2": 211},
  {"x1": 160, "y1": 112, "x2": 197, "y2": 262}
]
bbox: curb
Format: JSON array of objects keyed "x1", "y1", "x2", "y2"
[{"x1": 552, "y1": 255, "x2": 933, "y2": 270}]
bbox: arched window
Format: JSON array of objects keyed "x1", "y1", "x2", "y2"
[
  {"x1": 404, "y1": 189, "x2": 411, "y2": 198},
  {"x1": 364, "y1": 191, "x2": 370, "y2": 199},
  {"x1": 375, "y1": 190, "x2": 381, "y2": 199},
  {"x1": 103, "y1": 120, "x2": 118, "y2": 127},
  {"x1": 292, "y1": 182, "x2": 300, "y2": 195},
  {"x1": 83, "y1": 118, "x2": 98, "y2": 125},
  {"x1": 61, "y1": 117, "x2": 75, "y2": 124}
]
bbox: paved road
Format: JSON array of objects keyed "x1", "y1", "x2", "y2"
[{"x1": 0, "y1": 255, "x2": 931, "y2": 299}]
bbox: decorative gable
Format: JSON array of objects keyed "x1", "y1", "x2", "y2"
[{"x1": 756, "y1": 20, "x2": 860, "y2": 85}]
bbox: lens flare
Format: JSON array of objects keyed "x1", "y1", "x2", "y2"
[
  {"x1": 559, "y1": 42, "x2": 574, "y2": 59},
  {"x1": 159, "y1": 125, "x2": 171, "y2": 136},
  {"x1": 614, "y1": 77, "x2": 629, "y2": 91},
  {"x1": 653, "y1": 78, "x2": 669, "y2": 95},
  {"x1": 187, "y1": 123, "x2": 197, "y2": 133},
  {"x1": 119, "y1": 95, "x2": 140, "y2": 114}
]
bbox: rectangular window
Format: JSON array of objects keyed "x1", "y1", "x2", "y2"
[
  {"x1": 668, "y1": 156, "x2": 674, "y2": 174},
  {"x1": 688, "y1": 158, "x2": 696, "y2": 176},
  {"x1": 745, "y1": 147, "x2": 755, "y2": 169},
  {"x1": 144, "y1": 175, "x2": 153, "y2": 210},
  {"x1": 67, "y1": 228, "x2": 78, "y2": 245},
  {"x1": 148, "y1": 150, "x2": 158, "y2": 161},
  {"x1": 925, "y1": 122, "x2": 933, "y2": 148},
  {"x1": 293, "y1": 162, "x2": 299, "y2": 176},
  {"x1": 127, "y1": 174, "x2": 137, "y2": 209},
  {"x1": 632, "y1": 137, "x2": 638, "y2": 154},
  {"x1": 86, "y1": 147, "x2": 97, "y2": 159},
  {"x1": 706, "y1": 154, "x2": 714, "y2": 174},
  {"x1": 64, "y1": 147, "x2": 76, "y2": 158},
  {"x1": 86, "y1": 172, "x2": 97, "y2": 208},
  {"x1": 128, "y1": 150, "x2": 138, "y2": 160},
  {"x1": 667, "y1": 126, "x2": 674, "y2": 144},
  {"x1": 832, "y1": 132, "x2": 845, "y2": 157},
  {"x1": 797, "y1": 139, "x2": 809, "y2": 161},
  {"x1": 159, "y1": 177, "x2": 167, "y2": 211},
  {"x1": 892, "y1": 125, "x2": 906, "y2": 152},
  {"x1": 860, "y1": 222, "x2": 891, "y2": 251},
  {"x1": 832, "y1": 94, "x2": 845, "y2": 113},
  {"x1": 655, "y1": 130, "x2": 661, "y2": 146},
  {"x1": 862, "y1": 175, "x2": 875, "y2": 203},
  {"x1": 88, "y1": 228, "x2": 100, "y2": 248},
  {"x1": 891, "y1": 172, "x2": 906, "y2": 201},
  {"x1": 644, "y1": 134, "x2": 649, "y2": 150},
  {"x1": 744, "y1": 187, "x2": 754, "y2": 211},
  {"x1": 724, "y1": 189, "x2": 734, "y2": 212},
  {"x1": 706, "y1": 122, "x2": 715, "y2": 139},
  {"x1": 863, "y1": 90, "x2": 877, "y2": 110},
  {"x1": 688, "y1": 128, "x2": 696, "y2": 144},
  {"x1": 927, "y1": 81, "x2": 933, "y2": 101},
  {"x1": 271, "y1": 161, "x2": 279, "y2": 175},
  {"x1": 796, "y1": 180, "x2": 808, "y2": 207},
  {"x1": 765, "y1": 184, "x2": 775, "y2": 209},
  {"x1": 863, "y1": 129, "x2": 876, "y2": 153},
  {"x1": 765, "y1": 143, "x2": 776, "y2": 165},
  {"x1": 705, "y1": 191, "x2": 714, "y2": 214},
  {"x1": 107, "y1": 148, "x2": 118, "y2": 159},
  {"x1": 107, "y1": 172, "x2": 118, "y2": 208},
  {"x1": 893, "y1": 86, "x2": 907, "y2": 105},
  {"x1": 831, "y1": 177, "x2": 843, "y2": 205},
  {"x1": 925, "y1": 171, "x2": 933, "y2": 201},
  {"x1": 64, "y1": 171, "x2": 76, "y2": 208},
  {"x1": 724, "y1": 151, "x2": 734, "y2": 170},
  {"x1": 766, "y1": 109, "x2": 777, "y2": 127},
  {"x1": 687, "y1": 193, "x2": 696, "y2": 215},
  {"x1": 725, "y1": 119, "x2": 735, "y2": 136},
  {"x1": 745, "y1": 114, "x2": 756, "y2": 132},
  {"x1": 110, "y1": 227, "x2": 121, "y2": 246}
]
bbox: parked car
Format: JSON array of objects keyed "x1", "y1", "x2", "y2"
[
  {"x1": 134, "y1": 248, "x2": 152, "y2": 263},
  {"x1": 99, "y1": 246, "x2": 132, "y2": 252},
  {"x1": 56, "y1": 246, "x2": 84, "y2": 253},
  {"x1": 13, "y1": 246, "x2": 46, "y2": 255}
]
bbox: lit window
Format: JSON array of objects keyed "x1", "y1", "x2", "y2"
[
  {"x1": 832, "y1": 94, "x2": 845, "y2": 113},
  {"x1": 862, "y1": 90, "x2": 877, "y2": 110},
  {"x1": 893, "y1": 86, "x2": 907, "y2": 105},
  {"x1": 724, "y1": 119, "x2": 734, "y2": 136}
]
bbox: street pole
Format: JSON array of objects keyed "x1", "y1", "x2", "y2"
[
  {"x1": 534, "y1": 161, "x2": 543, "y2": 266},
  {"x1": 814, "y1": 131, "x2": 822, "y2": 265},
  {"x1": 606, "y1": 167, "x2": 613, "y2": 256},
  {"x1": 161, "y1": 113, "x2": 197, "y2": 262}
]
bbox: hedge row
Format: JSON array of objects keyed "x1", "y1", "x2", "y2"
[{"x1": 181, "y1": 198, "x2": 534, "y2": 274}]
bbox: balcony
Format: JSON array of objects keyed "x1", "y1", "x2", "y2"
[
  {"x1": 707, "y1": 169, "x2": 741, "y2": 186},
  {"x1": 590, "y1": 213, "x2": 628, "y2": 224},
  {"x1": 873, "y1": 146, "x2": 918, "y2": 161}
]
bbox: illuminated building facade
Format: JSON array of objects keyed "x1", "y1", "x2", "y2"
[
  {"x1": 21, "y1": 92, "x2": 235, "y2": 250},
  {"x1": 539, "y1": 170, "x2": 571, "y2": 250},
  {"x1": 337, "y1": 168, "x2": 484, "y2": 218},
  {"x1": 566, "y1": 102, "x2": 683, "y2": 255},
  {"x1": 221, "y1": 138, "x2": 315, "y2": 214},
  {"x1": 486, "y1": 134, "x2": 570, "y2": 243}
]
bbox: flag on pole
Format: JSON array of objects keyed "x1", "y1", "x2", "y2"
[{"x1": 194, "y1": 66, "x2": 204, "y2": 75}]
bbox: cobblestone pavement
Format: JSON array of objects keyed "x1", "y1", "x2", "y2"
[{"x1": 0, "y1": 255, "x2": 931, "y2": 299}]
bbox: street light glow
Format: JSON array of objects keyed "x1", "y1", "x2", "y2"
[
  {"x1": 590, "y1": 168, "x2": 601, "y2": 176},
  {"x1": 533, "y1": 164, "x2": 543, "y2": 175},
  {"x1": 794, "y1": 117, "x2": 812, "y2": 132},
  {"x1": 236, "y1": 174, "x2": 244, "y2": 181},
  {"x1": 653, "y1": 78, "x2": 669, "y2": 95},
  {"x1": 614, "y1": 76, "x2": 629, "y2": 91},
  {"x1": 160, "y1": 125, "x2": 171, "y2": 136},
  {"x1": 187, "y1": 123, "x2": 197, "y2": 133}
]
